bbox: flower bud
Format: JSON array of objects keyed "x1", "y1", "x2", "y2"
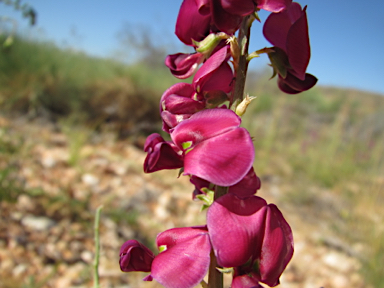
[
  {"x1": 194, "y1": 32, "x2": 229, "y2": 55},
  {"x1": 235, "y1": 94, "x2": 257, "y2": 116}
]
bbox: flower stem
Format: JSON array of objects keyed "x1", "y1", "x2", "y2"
[
  {"x1": 232, "y1": 15, "x2": 253, "y2": 104},
  {"x1": 93, "y1": 205, "x2": 103, "y2": 288},
  {"x1": 208, "y1": 249, "x2": 223, "y2": 288},
  {"x1": 208, "y1": 15, "x2": 253, "y2": 288}
]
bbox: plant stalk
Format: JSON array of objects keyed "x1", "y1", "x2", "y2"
[
  {"x1": 93, "y1": 205, "x2": 103, "y2": 288},
  {"x1": 208, "y1": 15, "x2": 253, "y2": 288},
  {"x1": 232, "y1": 15, "x2": 253, "y2": 104}
]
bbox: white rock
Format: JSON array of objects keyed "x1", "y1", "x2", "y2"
[{"x1": 21, "y1": 215, "x2": 55, "y2": 231}]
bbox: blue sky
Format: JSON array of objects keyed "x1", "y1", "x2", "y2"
[{"x1": 2, "y1": 0, "x2": 384, "y2": 94}]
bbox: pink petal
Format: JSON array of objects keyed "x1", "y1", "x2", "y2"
[
  {"x1": 193, "y1": 46, "x2": 230, "y2": 91},
  {"x1": 160, "y1": 83, "x2": 195, "y2": 113},
  {"x1": 257, "y1": 0, "x2": 292, "y2": 13},
  {"x1": 184, "y1": 128, "x2": 254, "y2": 186},
  {"x1": 207, "y1": 194, "x2": 267, "y2": 267},
  {"x1": 151, "y1": 227, "x2": 211, "y2": 288},
  {"x1": 171, "y1": 108, "x2": 241, "y2": 146},
  {"x1": 200, "y1": 62, "x2": 234, "y2": 93}
]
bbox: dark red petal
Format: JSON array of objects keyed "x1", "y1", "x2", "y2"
[
  {"x1": 119, "y1": 240, "x2": 155, "y2": 272},
  {"x1": 151, "y1": 227, "x2": 211, "y2": 288},
  {"x1": 286, "y1": 5, "x2": 310, "y2": 80},
  {"x1": 207, "y1": 194, "x2": 267, "y2": 267},
  {"x1": 221, "y1": 0, "x2": 255, "y2": 16},
  {"x1": 259, "y1": 204, "x2": 294, "y2": 287},
  {"x1": 143, "y1": 140, "x2": 183, "y2": 173},
  {"x1": 165, "y1": 52, "x2": 204, "y2": 79},
  {"x1": 211, "y1": 0, "x2": 242, "y2": 34},
  {"x1": 176, "y1": 0, "x2": 211, "y2": 46},
  {"x1": 228, "y1": 167, "x2": 261, "y2": 197},
  {"x1": 277, "y1": 73, "x2": 317, "y2": 94},
  {"x1": 262, "y1": 1, "x2": 301, "y2": 51}
]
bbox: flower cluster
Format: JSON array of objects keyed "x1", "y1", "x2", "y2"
[{"x1": 120, "y1": 1, "x2": 316, "y2": 287}]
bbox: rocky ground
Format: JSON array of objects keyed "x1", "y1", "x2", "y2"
[{"x1": 0, "y1": 114, "x2": 368, "y2": 288}]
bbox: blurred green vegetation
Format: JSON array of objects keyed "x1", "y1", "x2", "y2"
[
  {"x1": 0, "y1": 34, "x2": 180, "y2": 138},
  {"x1": 1, "y1": 34, "x2": 384, "y2": 287}
]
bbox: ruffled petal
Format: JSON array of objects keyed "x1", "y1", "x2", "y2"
[
  {"x1": 143, "y1": 133, "x2": 184, "y2": 173},
  {"x1": 165, "y1": 52, "x2": 204, "y2": 79}
]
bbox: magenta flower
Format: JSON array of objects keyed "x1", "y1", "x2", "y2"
[
  {"x1": 143, "y1": 133, "x2": 183, "y2": 173},
  {"x1": 120, "y1": 226, "x2": 211, "y2": 288},
  {"x1": 207, "y1": 193, "x2": 294, "y2": 287},
  {"x1": 171, "y1": 108, "x2": 254, "y2": 186},
  {"x1": 176, "y1": 0, "x2": 292, "y2": 46},
  {"x1": 120, "y1": 240, "x2": 155, "y2": 274},
  {"x1": 165, "y1": 52, "x2": 205, "y2": 79},
  {"x1": 161, "y1": 46, "x2": 233, "y2": 132},
  {"x1": 263, "y1": 2, "x2": 317, "y2": 93},
  {"x1": 160, "y1": 83, "x2": 206, "y2": 132}
]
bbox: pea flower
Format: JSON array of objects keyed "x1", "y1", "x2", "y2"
[
  {"x1": 143, "y1": 133, "x2": 183, "y2": 173},
  {"x1": 207, "y1": 193, "x2": 294, "y2": 287},
  {"x1": 263, "y1": 2, "x2": 317, "y2": 93},
  {"x1": 176, "y1": 0, "x2": 292, "y2": 46},
  {"x1": 161, "y1": 46, "x2": 233, "y2": 132},
  {"x1": 171, "y1": 108, "x2": 254, "y2": 186},
  {"x1": 120, "y1": 226, "x2": 211, "y2": 288},
  {"x1": 165, "y1": 52, "x2": 205, "y2": 79}
]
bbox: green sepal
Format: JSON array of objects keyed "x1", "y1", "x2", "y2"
[
  {"x1": 194, "y1": 32, "x2": 229, "y2": 54},
  {"x1": 266, "y1": 46, "x2": 290, "y2": 79},
  {"x1": 159, "y1": 245, "x2": 167, "y2": 253},
  {"x1": 182, "y1": 141, "x2": 193, "y2": 150},
  {"x1": 196, "y1": 189, "x2": 214, "y2": 211},
  {"x1": 177, "y1": 167, "x2": 184, "y2": 178}
]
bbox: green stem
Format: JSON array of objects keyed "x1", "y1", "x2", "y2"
[
  {"x1": 93, "y1": 205, "x2": 103, "y2": 288},
  {"x1": 232, "y1": 15, "x2": 253, "y2": 104}
]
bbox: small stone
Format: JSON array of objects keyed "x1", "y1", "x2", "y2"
[
  {"x1": 81, "y1": 173, "x2": 99, "y2": 186},
  {"x1": 21, "y1": 215, "x2": 55, "y2": 231}
]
